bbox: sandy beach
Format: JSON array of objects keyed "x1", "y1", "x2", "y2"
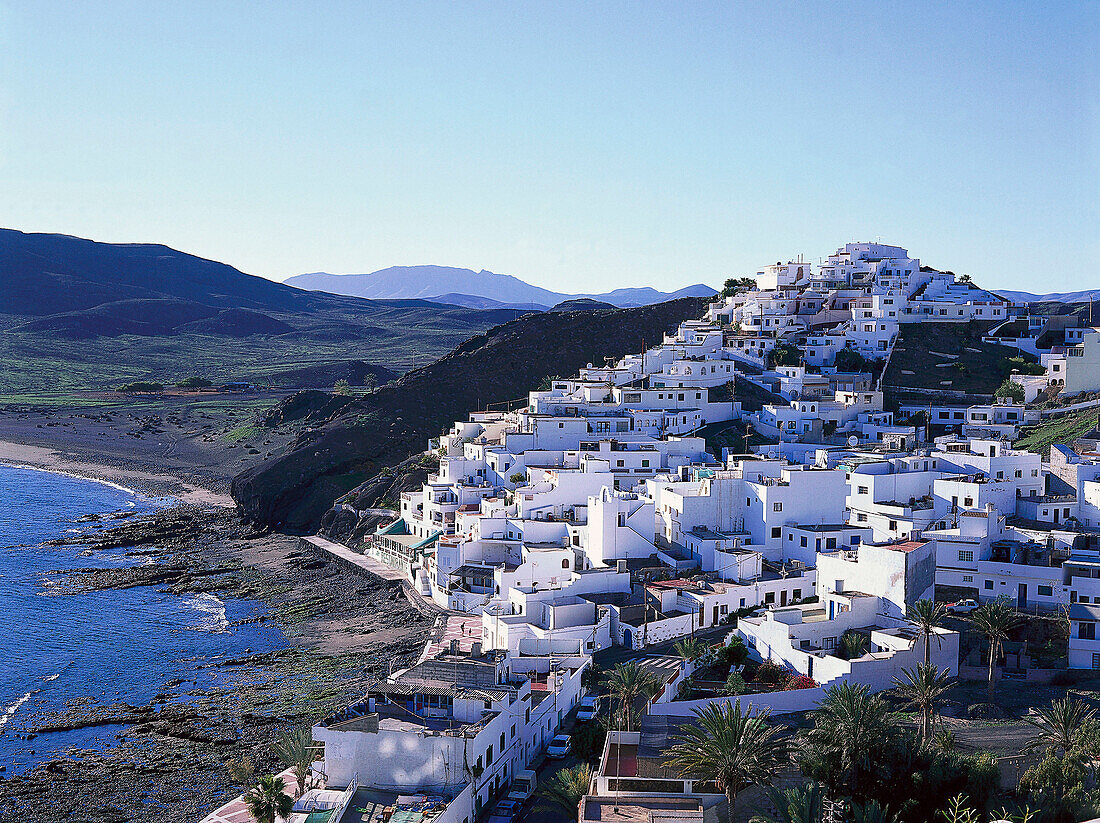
[{"x1": 0, "y1": 439, "x2": 234, "y2": 506}]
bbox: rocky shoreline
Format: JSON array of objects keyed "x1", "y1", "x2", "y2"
[{"x1": 0, "y1": 505, "x2": 434, "y2": 823}]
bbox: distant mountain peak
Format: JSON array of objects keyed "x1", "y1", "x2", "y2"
[{"x1": 283, "y1": 266, "x2": 717, "y2": 308}]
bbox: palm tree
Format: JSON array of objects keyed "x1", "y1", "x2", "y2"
[
  {"x1": 674, "y1": 637, "x2": 707, "y2": 662},
  {"x1": 892, "y1": 663, "x2": 953, "y2": 740},
  {"x1": 801, "y1": 682, "x2": 892, "y2": 800},
  {"x1": 837, "y1": 630, "x2": 868, "y2": 661},
  {"x1": 273, "y1": 725, "x2": 317, "y2": 799},
  {"x1": 605, "y1": 662, "x2": 661, "y2": 732},
  {"x1": 667, "y1": 701, "x2": 789, "y2": 822},
  {"x1": 749, "y1": 783, "x2": 823, "y2": 823},
  {"x1": 968, "y1": 598, "x2": 1019, "y2": 703},
  {"x1": 1024, "y1": 696, "x2": 1098, "y2": 756},
  {"x1": 244, "y1": 775, "x2": 294, "y2": 823},
  {"x1": 908, "y1": 599, "x2": 948, "y2": 666},
  {"x1": 536, "y1": 763, "x2": 592, "y2": 816}
]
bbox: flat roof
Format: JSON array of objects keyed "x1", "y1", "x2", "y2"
[
  {"x1": 886, "y1": 540, "x2": 928, "y2": 553},
  {"x1": 1070, "y1": 604, "x2": 1100, "y2": 621}
]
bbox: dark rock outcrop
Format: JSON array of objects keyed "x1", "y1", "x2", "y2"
[{"x1": 231, "y1": 296, "x2": 711, "y2": 531}]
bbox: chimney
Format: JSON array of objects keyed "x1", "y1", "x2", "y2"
[
  {"x1": 617, "y1": 559, "x2": 627, "y2": 573},
  {"x1": 471, "y1": 641, "x2": 483, "y2": 657},
  {"x1": 450, "y1": 639, "x2": 460, "y2": 654}
]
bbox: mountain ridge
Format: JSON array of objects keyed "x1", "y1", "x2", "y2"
[
  {"x1": 284, "y1": 265, "x2": 717, "y2": 308},
  {"x1": 995, "y1": 289, "x2": 1100, "y2": 304},
  {"x1": 0, "y1": 229, "x2": 532, "y2": 392}
]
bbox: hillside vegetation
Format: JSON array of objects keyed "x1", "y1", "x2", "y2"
[
  {"x1": 1014, "y1": 408, "x2": 1100, "y2": 456},
  {"x1": 882, "y1": 321, "x2": 1039, "y2": 406}
]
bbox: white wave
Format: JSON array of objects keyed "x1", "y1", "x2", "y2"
[
  {"x1": 0, "y1": 461, "x2": 144, "y2": 498},
  {"x1": 42, "y1": 662, "x2": 72, "y2": 683},
  {"x1": 188, "y1": 592, "x2": 230, "y2": 633},
  {"x1": 0, "y1": 689, "x2": 38, "y2": 728}
]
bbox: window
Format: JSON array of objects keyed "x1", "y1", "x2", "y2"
[
  {"x1": 562, "y1": 559, "x2": 569, "y2": 568},
  {"x1": 800, "y1": 536, "x2": 808, "y2": 547},
  {"x1": 962, "y1": 575, "x2": 973, "y2": 583},
  {"x1": 856, "y1": 513, "x2": 868, "y2": 522},
  {"x1": 984, "y1": 580, "x2": 994, "y2": 590},
  {"x1": 888, "y1": 520, "x2": 898, "y2": 531},
  {"x1": 773, "y1": 502, "x2": 783, "y2": 512},
  {"x1": 771, "y1": 527, "x2": 781, "y2": 539},
  {"x1": 958, "y1": 550, "x2": 974, "y2": 562},
  {"x1": 1038, "y1": 585, "x2": 1053, "y2": 597},
  {"x1": 1079, "y1": 622, "x2": 1096, "y2": 640},
  {"x1": 857, "y1": 485, "x2": 869, "y2": 494}
]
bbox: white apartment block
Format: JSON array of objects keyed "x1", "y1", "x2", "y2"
[{"x1": 314, "y1": 617, "x2": 587, "y2": 823}]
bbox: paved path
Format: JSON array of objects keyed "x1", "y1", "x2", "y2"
[
  {"x1": 200, "y1": 767, "x2": 302, "y2": 823},
  {"x1": 302, "y1": 535, "x2": 406, "y2": 582}
]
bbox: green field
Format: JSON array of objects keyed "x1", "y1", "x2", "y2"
[{"x1": 0, "y1": 324, "x2": 462, "y2": 398}]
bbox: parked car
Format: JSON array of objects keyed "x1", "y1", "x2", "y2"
[
  {"x1": 507, "y1": 770, "x2": 537, "y2": 803},
  {"x1": 576, "y1": 694, "x2": 600, "y2": 721},
  {"x1": 487, "y1": 800, "x2": 522, "y2": 823},
  {"x1": 546, "y1": 734, "x2": 572, "y2": 758},
  {"x1": 947, "y1": 598, "x2": 979, "y2": 614}
]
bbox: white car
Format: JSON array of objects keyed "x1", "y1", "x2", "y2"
[
  {"x1": 546, "y1": 734, "x2": 572, "y2": 758},
  {"x1": 947, "y1": 598, "x2": 979, "y2": 614},
  {"x1": 576, "y1": 695, "x2": 600, "y2": 722}
]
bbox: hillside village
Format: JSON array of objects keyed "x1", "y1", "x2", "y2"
[{"x1": 205, "y1": 243, "x2": 1100, "y2": 823}]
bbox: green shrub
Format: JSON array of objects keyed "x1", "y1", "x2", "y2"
[
  {"x1": 115, "y1": 381, "x2": 164, "y2": 393},
  {"x1": 834, "y1": 348, "x2": 868, "y2": 373},
  {"x1": 723, "y1": 637, "x2": 749, "y2": 668},
  {"x1": 722, "y1": 671, "x2": 746, "y2": 695},
  {"x1": 175, "y1": 376, "x2": 212, "y2": 388},
  {"x1": 995, "y1": 378, "x2": 1025, "y2": 403}
]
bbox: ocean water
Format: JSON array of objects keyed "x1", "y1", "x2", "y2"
[{"x1": 0, "y1": 464, "x2": 285, "y2": 775}]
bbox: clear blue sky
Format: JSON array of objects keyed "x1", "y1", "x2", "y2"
[{"x1": 1, "y1": 2, "x2": 1096, "y2": 294}]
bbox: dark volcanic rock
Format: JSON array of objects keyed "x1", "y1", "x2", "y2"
[{"x1": 232, "y1": 296, "x2": 710, "y2": 531}]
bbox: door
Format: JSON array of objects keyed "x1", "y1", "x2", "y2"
[
  {"x1": 781, "y1": 590, "x2": 788, "y2": 607},
  {"x1": 1017, "y1": 583, "x2": 1027, "y2": 609},
  {"x1": 712, "y1": 605, "x2": 719, "y2": 625}
]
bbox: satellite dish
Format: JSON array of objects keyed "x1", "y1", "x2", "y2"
[{"x1": 848, "y1": 435, "x2": 859, "y2": 447}]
